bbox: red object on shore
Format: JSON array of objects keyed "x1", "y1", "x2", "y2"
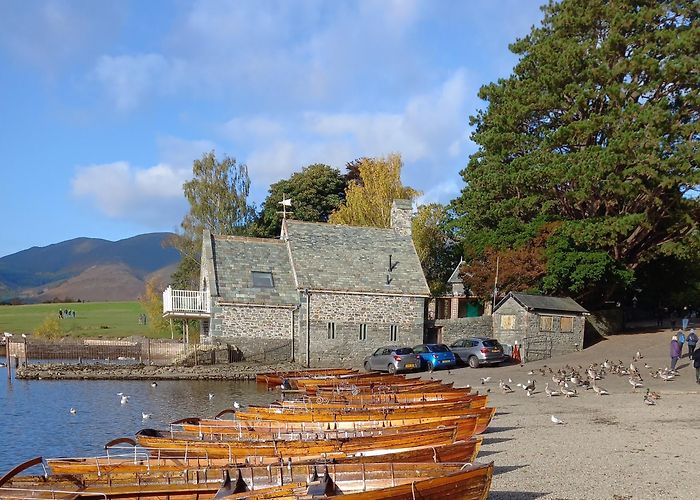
[{"x1": 512, "y1": 344, "x2": 521, "y2": 364}]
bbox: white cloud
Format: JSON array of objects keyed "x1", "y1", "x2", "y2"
[
  {"x1": 92, "y1": 54, "x2": 178, "y2": 111},
  {"x1": 71, "y1": 161, "x2": 189, "y2": 226},
  {"x1": 224, "y1": 70, "x2": 474, "y2": 194}
]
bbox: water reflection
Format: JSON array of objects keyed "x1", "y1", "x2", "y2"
[{"x1": 0, "y1": 377, "x2": 278, "y2": 473}]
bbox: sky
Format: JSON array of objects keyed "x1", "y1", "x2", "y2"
[{"x1": 0, "y1": 0, "x2": 545, "y2": 258}]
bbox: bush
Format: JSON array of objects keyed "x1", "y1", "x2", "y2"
[{"x1": 34, "y1": 315, "x2": 63, "y2": 339}]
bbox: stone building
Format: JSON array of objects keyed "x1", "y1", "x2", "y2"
[
  {"x1": 191, "y1": 200, "x2": 430, "y2": 367},
  {"x1": 492, "y1": 292, "x2": 588, "y2": 361}
]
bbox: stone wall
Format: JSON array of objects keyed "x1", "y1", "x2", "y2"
[
  {"x1": 433, "y1": 316, "x2": 493, "y2": 346},
  {"x1": 210, "y1": 302, "x2": 296, "y2": 362},
  {"x1": 298, "y1": 292, "x2": 425, "y2": 367}
]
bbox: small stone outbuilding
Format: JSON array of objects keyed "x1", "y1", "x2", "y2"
[{"x1": 492, "y1": 292, "x2": 588, "y2": 362}]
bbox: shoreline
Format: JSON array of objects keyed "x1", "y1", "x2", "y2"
[{"x1": 15, "y1": 361, "x2": 304, "y2": 381}]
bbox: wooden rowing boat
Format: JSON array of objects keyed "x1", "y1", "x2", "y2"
[
  {"x1": 275, "y1": 393, "x2": 488, "y2": 410},
  {"x1": 2, "y1": 458, "x2": 493, "y2": 499},
  {"x1": 173, "y1": 414, "x2": 479, "y2": 441},
  {"x1": 134, "y1": 423, "x2": 464, "y2": 460},
  {"x1": 256, "y1": 368, "x2": 359, "y2": 386},
  {"x1": 46, "y1": 437, "x2": 482, "y2": 476},
  {"x1": 293, "y1": 388, "x2": 473, "y2": 405},
  {"x1": 309, "y1": 380, "x2": 454, "y2": 395}
]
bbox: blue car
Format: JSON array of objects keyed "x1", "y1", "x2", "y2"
[{"x1": 413, "y1": 343, "x2": 457, "y2": 372}]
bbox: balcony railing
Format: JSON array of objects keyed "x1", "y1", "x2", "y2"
[{"x1": 163, "y1": 286, "x2": 210, "y2": 316}]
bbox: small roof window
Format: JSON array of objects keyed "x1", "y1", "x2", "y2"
[{"x1": 251, "y1": 271, "x2": 274, "y2": 288}]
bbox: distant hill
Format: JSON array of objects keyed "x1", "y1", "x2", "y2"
[{"x1": 0, "y1": 233, "x2": 181, "y2": 302}]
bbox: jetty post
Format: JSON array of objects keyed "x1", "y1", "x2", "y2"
[{"x1": 4, "y1": 332, "x2": 12, "y2": 380}]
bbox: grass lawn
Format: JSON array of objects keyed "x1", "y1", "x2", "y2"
[{"x1": 0, "y1": 301, "x2": 172, "y2": 338}]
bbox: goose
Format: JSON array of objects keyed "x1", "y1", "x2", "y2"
[
  {"x1": 69, "y1": 407, "x2": 77, "y2": 414},
  {"x1": 592, "y1": 383, "x2": 609, "y2": 396},
  {"x1": 629, "y1": 362, "x2": 639, "y2": 375},
  {"x1": 523, "y1": 379, "x2": 536, "y2": 392},
  {"x1": 498, "y1": 380, "x2": 513, "y2": 393},
  {"x1": 628, "y1": 378, "x2": 643, "y2": 391},
  {"x1": 550, "y1": 415, "x2": 566, "y2": 425}
]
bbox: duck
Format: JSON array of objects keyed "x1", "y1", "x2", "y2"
[
  {"x1": 643, "y1": 395, "x2": 656, "y2": 405},
  {"x1": 645, "y1": 388, "x2": 661, "y2": 400}
]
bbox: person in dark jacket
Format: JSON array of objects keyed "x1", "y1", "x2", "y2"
[
  {"x1": 692, "y1": 345, "x2": 700, "y2": 384},
  {"x1": 687, "y1": 329, "x2": 697, "y2": 359},
  {"x1": 670, "y1": 335, "x2": 681, "y2": 371}
]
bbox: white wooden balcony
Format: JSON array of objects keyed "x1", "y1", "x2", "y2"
[{"x1": 162, "y1": 286, "x2": 211, "y2": 319}]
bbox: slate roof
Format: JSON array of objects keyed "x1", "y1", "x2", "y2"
[
  {"x1": 496, "y1": 292, "x2": 588, "y2": 314},
  {"x1": 210, "y1": 235, "x2": 298, "y2": 305},
  {"x1": 284, "y1": 220, "x2": 430, "y2": 296},
  {"x1": 447, "y1": 259, "x2": 464, "y2": 284}
]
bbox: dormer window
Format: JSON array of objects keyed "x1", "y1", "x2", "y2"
[{"x1": 251, "y1": 271, "x2": 274, "y2": 288}]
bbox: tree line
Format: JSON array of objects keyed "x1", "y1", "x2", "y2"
[{"x1": 160, "y1": 0, "x2": 699, "y2": 316}]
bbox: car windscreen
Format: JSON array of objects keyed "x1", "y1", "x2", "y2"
[
  {"x1": 394, "y1": 348, "x2": 414, "y2": 355},
  {"x1": 429, "y1": 344, "x2": 450, "y2": 352},
  {"x1": 482, "y1": 339, "x2": 501, "y2": 348}
]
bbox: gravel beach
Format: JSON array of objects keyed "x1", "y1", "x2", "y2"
[{"x1": 432, "y1": 329, "x2": 699, "y2": 500}]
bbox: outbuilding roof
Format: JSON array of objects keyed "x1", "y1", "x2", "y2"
[{"x1": 495, "y1": 292, "x2": 588, "y2": 314}]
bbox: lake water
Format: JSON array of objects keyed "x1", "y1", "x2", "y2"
[{"x1": 0, "y1": 374, "x2": 278, "y2": 474}]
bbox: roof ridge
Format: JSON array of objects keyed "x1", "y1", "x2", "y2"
[
  {"x1": 286, "y1": 220, "x2": 400, "y2": 232},
  {"x1": 214, "y1": 234, "x2": 284, "y2": 244}
]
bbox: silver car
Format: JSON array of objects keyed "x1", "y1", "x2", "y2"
[
  {"x1": 449, "y1": 337, "x2": 506, "y2": 368},
  {"x1": 363, "y1": 346, "x2": 421, "y2": 374}
]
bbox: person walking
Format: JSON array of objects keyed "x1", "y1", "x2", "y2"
[
  {"x1": 687, "y1": 329, "x2": 698, "y2": 359},
  {"x1": 678, "y1": 330, "x2": 686, "y2": 358},
  {"x1": 692, "y1": 344, "x2": 700, "y2": 385},
  {"x1": 670, "y1": 335, "x2": 681, "y2": 371}
]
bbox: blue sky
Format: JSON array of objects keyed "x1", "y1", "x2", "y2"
[{"x1": 0, "y1": 0, "x2": 545, "y2": 258}]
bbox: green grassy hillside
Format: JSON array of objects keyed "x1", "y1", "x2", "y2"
[{"x1": 0, "y1": 301, "x2": 171, "y2": 338}]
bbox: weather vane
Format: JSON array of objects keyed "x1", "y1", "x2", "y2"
[{"x1": 277, "y1": 194, "x2": 293, "y2": 220}]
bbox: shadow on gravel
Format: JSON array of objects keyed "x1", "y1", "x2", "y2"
[
  {"x1": 493, "y1": 464, "x2": 528, "y2": 475},
  {"x1": 476, "y1": 449, "x2": 503, "y2": 458},
  {"x1": 495, "y1": 411, "x2": 511, "y2": 416},
  {"x1": 481, "y1": 436, "x2": 514, "y2": 445},
  {"x1": 486, "y1": 426, "x2": 518, "y2": 433},
  {"x1": 489, "y1": 490, "x2": 549, "y2": 499}
]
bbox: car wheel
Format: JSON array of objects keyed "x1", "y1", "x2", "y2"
[
  {"x1": 427, "y1": 361, "x2": 435, "y2": 372},
  {"x1": 468, "y1": 356, "x2": 480, "y2": 369},
  {"x1": 388, "y1": 364, "x2": 397, "y2": 375},
  {"x1": 364, "y1": 361, "x2": 372, "y2": 372}
]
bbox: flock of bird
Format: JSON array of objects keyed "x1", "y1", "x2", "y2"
[
  {"x1": 476, "y1": 349, "x2": 672, "y2": 425},
  {"x1": 67, "y1": 381, "x2": 244, "y2": 421}
]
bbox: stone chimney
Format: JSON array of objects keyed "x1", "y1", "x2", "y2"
[{"x1": 390, "y1": 199, "x2": 413, "y2": 236}]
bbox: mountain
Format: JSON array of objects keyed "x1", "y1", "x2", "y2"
[{"x1": 0, "y1": 233, "x2": 181, "y2": 302}]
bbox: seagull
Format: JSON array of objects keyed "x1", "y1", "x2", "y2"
[
  {"x1": 562, "y1": 388, "x2": 577, "y2": 398},
  {"x1": 70, "y1": 407, "x2": 77, "y2": 414},
  {"x1": 551, "y1": 415, "x2": 566, "y2": 425},
  {"x1": 592, "y1": 383, "x2": 609, "y2": 396},
  {"x1": 120, "y1": 395, "x2": 129, "y2": 405},
  {"x1": 628, "y1": 378, "x2": 643, "y2": 392},
  {"x1": 151, "y1": 382, "x2": 158, "y2": 387},
  {"x1": 480, "y1": 377, "x2": 491, "y2": 384},
  {"x1": 233, "y1": 401, "x2": 241, "y2": 409},
  {"x1": 526, "y1": 389, "x2": 534, "y2": 397},
  {"x1": 142, "y1": 412, "x2": 152, "y2": 419},
  {"x1": 209, "y1": 393, "x2": 215, "y2": 400}
]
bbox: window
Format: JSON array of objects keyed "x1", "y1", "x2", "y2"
[
  {"x1": 327, "y1": 322, "x2": 336, "y2": 340},
  {"x1": 389, "y1": 324, "x2": 398, "y2": 342},
  {"x1": 251, "y1": 271, "x2": 274, "y2": 288},
  {"x1": 500, "y1": 314, "x2": 515, "y2": 330},
  {"x1": 539, "y1": 316, "x2": 554, "y2": 331},
  {"x1": 359, "y1": 324, "x2": 367, "y2": 341},
  {"x1": 560, "y1": 316, "x2": 574, "y2": 332}
]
